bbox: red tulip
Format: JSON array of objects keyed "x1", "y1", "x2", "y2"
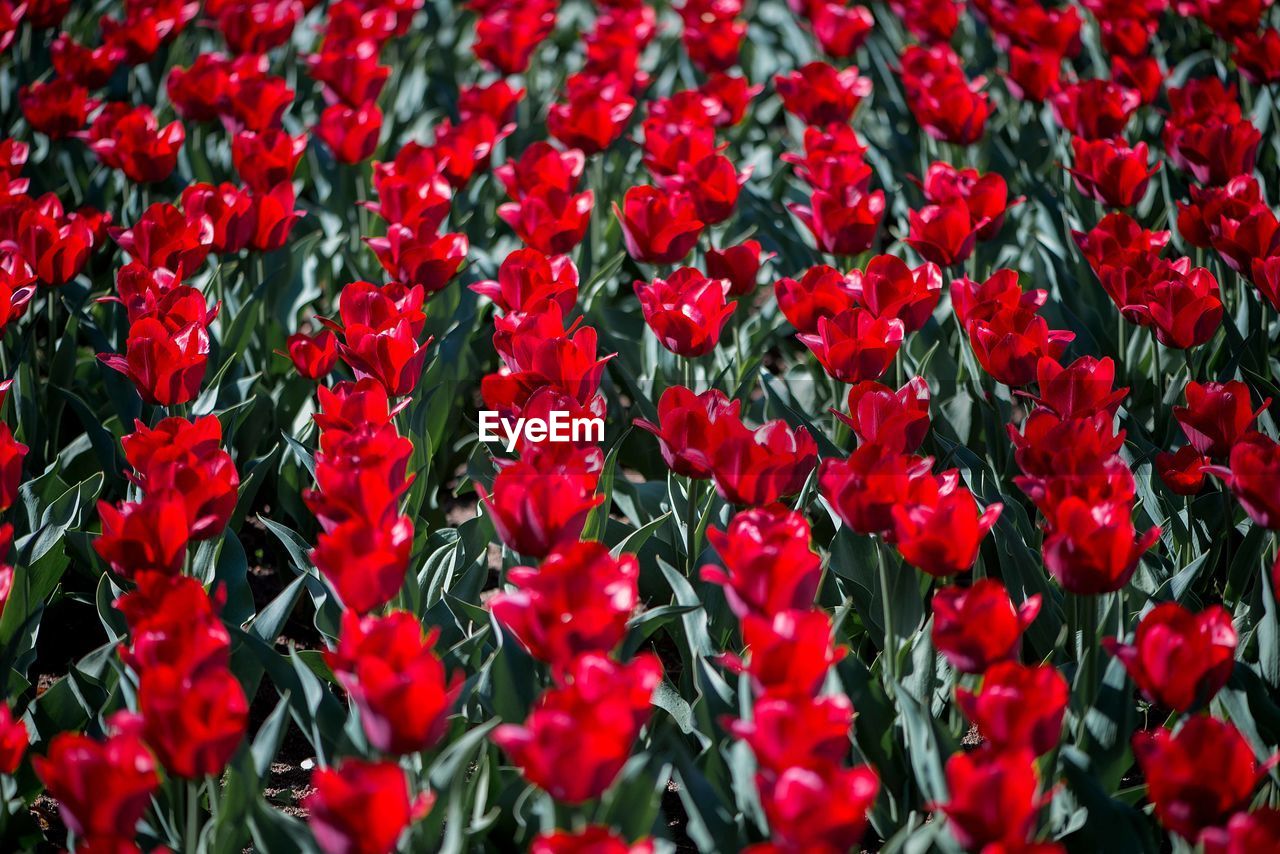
[
  {"x1": 458, "y1": 80, "x2": 525, "y2": 124},
  {"x1": 921, "y1": 161, "x2": 1018, "y2": 240},
  {"x1": 50, "y1": 33, "x2": 124, "y2": 88},
  {"x1": 471, "y1": 249, "x2": 578, "y2": 317},
  {"x1": 706, "y1": 240, "x2": 769, "y2": 297},
  {"x1": 99, "y1": 317, "x2": 210, "y2": 406},
  {"x1": 789, "y1": 186, "x2": 885, "y2": 256},
  {"x1": 531, "y1": 827, "x2": 654, "y2": 854},
  {"x1": 223, "y1": 66, "x2": 296, "y2": 133},
  {"x1": 836, "y1": 377, "x2": 931, "y2": 453},
  {"x1": 430, "y1": 115, "x2": 513, "y2": 189},
  {"x1": 285, "y1": 330, "x2": 339, "y2": 380},
  {"x1": 1068, "y1": 137, "x2": 1160, "y2": 208},
  {"x1": 893, "y1": 483, "x2": 1001, "y2": 577},
  {"x1": 85, "y1": 104, "x2": 185, "y2": 184},
  {"x1": 1173, "y1": 381, "x2": 1268, "y2": 458},
  {"x1": 232, "y1": 128, "x2": 308, "y2": 192},
  {"x1": 19, "y1": 78, "x2": 94, "y2": 138},
  {"x1": 17, "y1": 209, "x2": 94, "y2": 287},
  {"x1": 473, "y1": 5, "x2": 556, "y2": 75},
  {"x1": 490, "y1": 541, "x2": 640, "y2": 671},
  {"x1": 1006, "y1": 45, "x2": 1061, "y2": 102},
  {"x1": 966, "y1": 308, "x2": 1074, "y2": 387},
  {"x1": 951, "y1": 268, "x2": 1048, "y2": 328},
  {"x1": 247, "y1": 181, "x2": 305, "y2": 251},
  {"x1": 906, "y1": 199, "x2": 986, "y2": 267},
  {"x1": 1233, "y1": 29, "x2": 1280, "y2": 85},
  {"x1": 122, "y1": 415, "x2": 239, "y2": 540},
  {"x1": 477, "y1": 447, "x2": 604, "y2": 558},
  {"x1": 1104, "y1": 602, "x2": 1236, "y2": 712},
  {"x1": 94, "y1": 491, "x2": 191, "y2": 578},
  {"x1": 635, "y1": 268, "x2": 736, "y2": 357},
  {"x1": 811, "y1": 2, "x2": 874, "y2": 58},
  {"x1": 1156, "y1": 446, "x2": 1209, "y2": 496},
  {"x1": 614, "y1": 185, "x2": 704, "y2": 265},
  {"x1": 111, "y1": 202, "x2": 214, "y2": 275},
  {"x1": 309, "y1": 40, "x2": 390, "y2": 106},
  {"x1": 797, "y1": 308, "x2": 904, "y2": 384},
  {"x1": 956, "y1": 661, "x2": 1068, "y2": 755},
  {"x1": 34, "y1": 720, "x2": 160, "y2": 848},
  {"x1": 167, "y1": 54, "x2": 233, "y2": 123},
  {"x1": 774, "y1": 61, "x2": 872, "y2": 125},
  {"x1": 547, "y1": 73, "x2": 636, "y2": 155},
  {"x1": 634, "y1": 385, "x2": 741, "y2": 480},
  {"x1": 774, "y1": 264, "x2": 859, "y2": 335},
  {"x1": 497, "y1": 186, "x2": 594, "y2": 256},
  {"x1": 703, "y1": 504, "x2": 822, "y2": 618},
  {"x1": 492, "y1": 653, "x2": 662, "y2": 803},
  {"x1": 781, "y1": 123, "x2": 872, "y2": 193},
  {"x1": 495, "y1": 141, "x2": 585, "y2": 199},
  {"x1": 366, "y1": 223, "x2": 469, "y2": 296},
  {"x1": 306, "y1": 759, "x2": 431, "y2": 854},
  {"x1": 730, "y1": 609, "x2": 846, "y2": 699},
  {"x1": 756, "y1": 763, "x2": 879, "y2": 853},
  {"x1": 1049, "y1": 79, "x2": 1141, "y2": 139},
  {"x1": 327, "y1": 610, "x2": 461, "y2": 755},
  {"x1": 114, "y1": 574, "x2": 231, "y2": 675},
  {"x1": 939, "y1": 747, "x2": 1043, "y2": 850},
  {"x1": 819, "y1": 443, "x2": 935, "y2": 537},
  {"x1": 0, "y1": 701, "x2": 26, "y2": 774},
  {"x1": 729, "y1": 693, "x2": 853, "y2": 773},
  {"x1": 138, "y1": 664, "x2": 247, "y2": 778},
  {"x1": 1123, "y1": 263, "x2": 1222, "y2": 350},
  {"x1": 1026, "y1": 355, "x2": 1128, "y2": 420},
  {"x1": 1132, "y1": 716, "x2": 1261, "y2": 841},
  {"x1": 848, "y1": 254, "x2": 941, "y2": 332},
  {"x1": 709, "y1": 418, "x2": 818, "y2": 506},
  {"x1": 313, "y1": 513, "x2": 413, "y2": 614},
  {"x1": 1200, "y1": 808, "x2": 1280, "y2": 854},
  {"x1": 932, "y1": 579, "x2": 1041, "y2": 673},
  {"x1": 317, "y1": 101, "x2": 382, "y2": 163},
  {"x1": 1041, "y1": 498, "x2": 1161, "y2": 594}
]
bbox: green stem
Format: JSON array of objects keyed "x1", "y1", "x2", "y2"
[
  {"x1": 185, "y1": 778, "x2": 200, "y2": 854},
  {"x1": 685, "y1": 477, "x2": 701, "y2": 574},
  {"x1": 1073, "y1": 594, "x2": 1099, "y2": 746},
  {"x1": 878, "y1": 541, "x2": 897, "y2": 687}
]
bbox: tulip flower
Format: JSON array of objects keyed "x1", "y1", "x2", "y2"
[
  {"x1": 1049, "y1": 79, "x2": 1141, "y2": 139},
  {"x1": 790, "y1": 186, "x2": 885, "y2": 257},
  {"x1": 477, "y1": 450, "x2": 604, "y2": 558},
  {"x1": 138, "y1": 664, "x2": 248, "y2": 779},
  {"x1": 906, "y1": 199, "x2": 987, "y2": 267},
  {"x1": 703, "y1": 504, "x2": 822, "y2": 618},
  {"x1": 848, "y1": 254, "x2": 941, "y2": 332},
  {"x1": 1233, "y1": 29, "x2": 1280, "y2": 84},
  {"x1": 709, "y1": 418, "x2": 818, "y2": 506},
  {"x1": 547, "y1": 73, "x2": 635, "y2": 155},
  {"x1": 956, "y1": 662, "x2": 1068, "y2": 755},
  {"x1": 306, "y1": 759, "x2": 431, "y2": 854},
  {"x1": 1041, "y1": 498, "x2": 1161, "y2": 594},
  {"x1": 497, "y1": 186, "x2": 594, "y2": 255},
  {"x1": 918, "y1": 162, "x2": 1019, "y2": 241},
  {"x1": 492, "y1": 653, "x2": 662, "y2": 804},
  {"x1": 635, "y1": 268, "x2": 737, "y2": 357},
  {"x1": 34, "y1": 720, "x2": 160, "y2": 848},
  {"x1": 892, "y1": 484, "x2": 1001, "y2": 577},
  {"x1": 730, "y1": 609, "x2": 846, "y2": 699},
  {"x1": 1104, "y1": 602, "x2": 1236, "y2": 712},
  {"x1": 836, "y1": 377, "x2": 931, "y2": 453},
  {"x1": 614, "y1": 185, "x2": 704, "y2": 265},
  {"x1": 782, "y1": 123, "x2": 872, "y2": 193},
  {"x1": 531, "y1": 827, "x2": 655, "y2": 854},
  {"x1": 327, "y1": 610, "x2": 462, "y2": 755},
  {"x1": 729, "y1": 693, "x2": 853, "y2": 774},
  {"x1": 705, "y1": 240, "x2": 769, "y2": 297},
  {"x1": 940, "y1": 747, "x2": 1044, "y2": 850},
  {"x1": 798, "y1": 308, "x2": 904, "y2": 384},
  {"x1": 1156, "y1": 446, "x2": 1209, "y2": 496},
  {"x1": 1132, "y1": 716, "x2": 1261, "y2": 841},
  {"x1": 317, "y1": 101, "x2": 382, "y2": 164},
  {"x1": 932, "y1": 579, "x2": 1041, "y2": 673},
  {"x1": 819, "y1": 444, "x2": 936, "y2": 537},
  {"x1": 490, "y1": 541, "x2": 640, "y2": 671},
  {"x1": 775, "y1": 62, "x2": 872, "y2": 125},
  {"x1": 19, "y1": 78, "x2": 95, "y2": 138},
  {"x1": 232, "y1": 128, "x2": 308, "y2": 192},
  {"x1": 1068, "y1": 138, "x2": 1160, "y2": 209},
  {"x1": 1173, "y1": 381, "x2": 1269, "y2": 458},
  {"x1": 756, "y1": 763, "x2": 879, "y2": 853},
  {"x1": 1200, "y1": 809, "x2": 1280, "y2": 854},
  {"x1": 634, "y1": 386, "x2": 741, "y2": 480},
  {"x1": 774, "y1": 264, "x2": 859, "y2": 335}
]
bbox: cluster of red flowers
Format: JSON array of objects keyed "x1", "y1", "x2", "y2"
[
  {"x1": 713, "y1": 508, "x2": 881, "y2": 853},
  {"x1": 0, "y1": 380, "x2": 23, "y2": 627}
]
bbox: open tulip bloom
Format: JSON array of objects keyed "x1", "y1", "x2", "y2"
[{"x1": 2, "y1": 1, "x2": 1280, "y2": 853}]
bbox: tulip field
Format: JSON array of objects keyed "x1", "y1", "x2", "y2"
[{"x1": 3, "y1": 0, "x2": 1280, "y2": 850}]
